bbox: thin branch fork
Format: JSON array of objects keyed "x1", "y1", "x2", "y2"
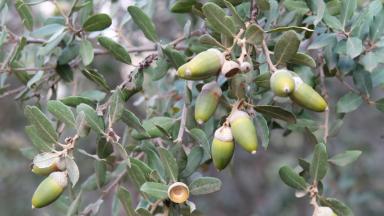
[{"x1": 261, "y1": 40, "x2": 277, "y2": 73}]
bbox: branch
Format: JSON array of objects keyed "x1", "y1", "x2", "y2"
[
  {"x1": 174, "y1": 82, "x2": 192, "y2": 144},
  {"x1": 0, "y1": 86, "x2": 25, "y2": 99},
  {"x1": 336, "y1": 75, "x2": 374, "y2": 105},
  {"x1": 318, "y1": 59, "x2": 329, "y2": 143},
  {"x1": 261, "y1": 40, "x2": 277, "y2": 73}
]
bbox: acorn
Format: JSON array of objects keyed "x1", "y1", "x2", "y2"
[
  {"x1": 211, "y1": 125, "x2": 235, "y2": 170},
  {"x1": 32, "y1": 171, "x2": 68, "y2": 208},
  {"x1": 221, "y1": 60, "x2": 241, "y2": 78},
  {"x1": 194, "y1": 81, "x2": 222, "y2": 124},
  {"x1": 228, "y1": 110, "x2": 258, "y2": 154},
  {"x1": 32, "y1": 157, "x2": 65, "y2": 176},
  {"x1": 270, "y1": 69, "x2": 295, "y2": 97},
  {"x1": 167, "y1": 182, "x2": 189, "y2": 204},
  {"x1": 240, "y1": 61, "x2": 252, "y2": 73},
  {"x1": 177, "y1": 48, "x2": 224, "y2": 80},
  {"x1": 289, "y1": 76, "x2": 328, "y2": 112}
]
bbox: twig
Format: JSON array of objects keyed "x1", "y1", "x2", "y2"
[
  {"x1": 0, "y1": 86, "x2": 25, "y2": 99},
  {"x1": 336, "y1": 75, "x2": 374, "y2": 105},
  {"x1": 150, "y1": 199, "x2": 162, "y2": 214},
  {"x1": 318, "y1": 59, "x2": 329, "y2": 143},
  {"x1": 168, "y1": 30, "x2": 203, "y2": 47},
  {"x1": 261, "y1": 40, "x2": 277, "y2": 73},
  {"x1": 250, "y1": 0, "x2": 258, "y2": 22},
  {"x1": 174, "y1": 82, "x2": 191, "y2": 144}
]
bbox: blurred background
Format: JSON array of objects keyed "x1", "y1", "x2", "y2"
[{"x1": 1, "y1": 0, "x2": 384, "y2": 215}]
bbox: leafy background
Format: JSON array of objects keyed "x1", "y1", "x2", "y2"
[{"x1": 0, "y1": 0, "x2": 384, "y2": 215}]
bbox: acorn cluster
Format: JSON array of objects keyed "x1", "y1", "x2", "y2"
[{"x1": 30, "y1": 154, "x2": 68, "y2": 208}]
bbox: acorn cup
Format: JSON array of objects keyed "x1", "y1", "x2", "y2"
[
  {"x1": 177, "y1": 48, "x2": 224, "y2": 80},
  {"x1": 270, "y1": 69, "x2": 295, "y2": 97},
  {"x1": 31, "y1": 157, "x2": 66, "y2": 176},
  {"x1": 194, "y1": 81, "x2": 222, "y2": 124},
  {"x1": 289, "y1": 76, "x2": 328, "y2": 112},
  {"x1": 221, "y1": 60, "x2": 241, "y2": 78},
  {"x1": 318, "y1": 206, "x2": 338, "y2": 216},
  {"x1": 228, "y1": 110, "x2": 258, "y2": 154},
  {"x1": 32, "y1": 171, "x2": 68, "y2": 208},
  {"x1": 211, "y1": 125, "x2": 235, "y2": 171},
  {"x1": 240, "y1": 61, "x2": 252, "y2": 73},
  {"x1": 167, "y1": 182, "x2": 190, "y2": 204}
]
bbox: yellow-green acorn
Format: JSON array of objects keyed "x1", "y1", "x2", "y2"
[
  {"x1": 290, "y1": 76, "x2": 328, "y2": 112},
  {"x1": 270, "y1": 69, "x2": 295, "y2": 97},
  {"x1": 228, "y1": 110, "x2": 258, "y2": 154},
  {"x1": 32, "y1": 171, "x2": 68, "y2": 208},
  {"x1": 167, "y1": 182, "x2": 189, "y2": 204},
  {"x1": 211, "y1": 125, "x2": 234, "y2": 170},
  {"x1": 177, "y1": 48, "x2": 224, "y2": 80},
  {"x1": 194, "y1": 81, "x2": 222, "y2": 124},
  {"x1": 221, "y1": 60, "x2": 241, "y2": 78},
  {"x1": 32, "y1": 157, "x2": 65, "y2": 176}
]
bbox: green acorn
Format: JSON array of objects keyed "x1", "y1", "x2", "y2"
[
  {"x1": 228, "y1": 110, "x2": 258, "y2": 154},
  {"x1": 168, "y1": 182, "x2": 189, "y2": 204},
  {"x1": 211, "y1": 125, "x2": 235, "y2": 170},
  {"x1": 194, "y1": 81, "x2": 222, "y2": 124},
  {"x1": 32, "y1": 171, "x2": 68, "y2": 208},
  {"x1": 270, "y1": 69, "x2": 295, "y2": 97},
  {"x1": 289, "y1": 76, "x2": 328, "y2": 112},
  {"x1": 32, "y1": 157, "x2": 65, "y2": 176},
  {"x1": 177, "y1": 48, "x2": 224, "y2": 80}
]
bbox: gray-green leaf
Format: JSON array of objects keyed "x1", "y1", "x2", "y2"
[
  {"x1": 47, "y1": 100, "x2": 76, "y2": 128},
  {"x1": 158, "y1": 148, "x2": 178, "y2": 182},
  {"x1": 310, "y1": 143, "x2": 328, "y2": 181},
  {"x1": 76, "y1": 103, "x2": 105, "y2": 134},
  {"x1": 274, "y1": 30, "x2": 300, "y2": 66},
  {"x1": 278, "y1": 166, "x2": 307, "y2": 190},
  {"x1": 127, "y1": 6, "x2": 158, "y2": 42},
  {"x1": 97, "y1": 36, "x2": 132, "y2": 64},
  {"x1": 336, "y1": 92, "x2": 363, "y2": 113},
  {"x1": 24, "y1": 106, "x2": 58, "y2": 145},
  {"x1": 189, "y1": 177, "x2": 222, "y2": 195},
  {"x1": 140, "y1": 182, "x2": 169, "y2": 199},
  {"x1": 82, "y1": 13, "x2": 112, "y2": 32},
  {"x1": 80, "y1": 39, "x2": 94, "y2": 66},
  {"x1": 15, "y1": 0, "x2": 33, "y2": 31},
  {"x1": 117, "y1": 186, "x2": 138, "y2": 216},
  {"x1": 328, "y1": 150, "x2": 362, "y2": 166},
  {"x1": 202, "y1": 2, "x2": 236, "y2": 37}
]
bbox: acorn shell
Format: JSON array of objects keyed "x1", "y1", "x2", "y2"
[
  {"x1": 221, "y1": 60, "x2": 241, "y2": 78},
  {"x1": 177, "y1": 48, "x2": 224, "y2": 80},
  {"x1": 211, "y1": 126, "x2": 235, "y2": 170},
  {"x1": 32, "y1": 172, "x2": 68, "y2": 208},
  {"x1": 270, "y1": 69, "x2": 295, "y2": 97},
  {"x1": 228, "y1": 110, "x2": 258, "y2": 154},
  {"x1": 194, "y1": 81, "x2": 222, "y2": 124},
  {"x1": 289, "y1": 76, "x2": 328, "y2": 112},
  {"x1": 167, "y1": 182, "x2": 190, "y2": 203}
]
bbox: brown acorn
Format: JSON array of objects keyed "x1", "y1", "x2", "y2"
[
  {"x1": 221, "y1": 60, "x2": 241, "y2": 78},
  {"x1": 168, "y1": 182, "x2": 189, "y2": 203}
]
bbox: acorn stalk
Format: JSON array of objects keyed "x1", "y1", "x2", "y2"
[
  {"x1": 177, "y1": 48, "x2": 224, "y2": 80},
  {"x1": 168, "y1": 182, "x2": 189, "y2": 204},
  {"x1": 211, "y1": 125, "x2": 235, "y2": 170},
  {"x1": 194, "y1": 81, "x2": 222, "y2": 124},
  {"x1": 270, "y1": 69, "x2": 295, "y2": 97},
  {"x1": 229, "y1": 110, "x2": 258, "y2": 154},
  {"x1": 289, "y1": 76, "x2": 328, "y2": 112},
  {"x1": 32, "y1": 172, "x2": 68, "y2": 208}
]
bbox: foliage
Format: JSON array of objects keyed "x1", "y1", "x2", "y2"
[{"x1": 2, "y1": 0, "x2": 383, "y2": 215}]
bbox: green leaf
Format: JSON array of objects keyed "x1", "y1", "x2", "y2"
[
  {"x1": 81, "y1": 68, "x2": 110, "y2": 92},
  {"x1": 136, "y1": 208, "x2": 152, "y2": 216},
  {"x1": 245, "y1": 24, "x2": 264, "y2": 45},
  {"x1": 284, "y1": 0, "x2": 310, "y2": 15},
  {"x1": 319, "y1": 197, "x2": 354, "y2": 216},
  {"x1": 189, "y1": 177, "x2": 222, "y2": 195},
  {"x1": 121, "y1": 109, "x2": 145, "y2": 132},
  {"x1": 31, "y1": 24, "x2": 65, "y2": 38},
  {"x1": 67, "y1": 190, "x2": 82, "y2": 216},
  {"x1": 25, "y1": 125, "x2": 53, "y2": 152},
  {"x1": 133, "y1": 117, "x2": 175, "y2": 139},
  {"x1": 38, "y1": 30, "x2": 66, "y2": 56},
  {"x1": 310, "y1": 143, "x2": 328, "y2": 181},
  {"x1": 223, "y1": 0, "x2": 244, "y2": 28},
  {"x1": 56, "y1": 64, "x2": 74, "y2": 82},
  {"x1": 158, "y1": 148, "x2": 178, "y2": 182},
  {"x1": 97, "y1": 36, "x2": 132, "y2": 64},
  {"x1": 274, "y1": 30, "x2": 300, "y2": 66},
  {"x1": 288, "y1": 52, "x2": 316, "y2": 68},
  {"x1": 162, "y1": 47, "x2": 187, "y2": 68},
  {"x1": 360, "y1": 52, "x2": 379, "y2": 72},
  {"x1": 254, "y1": 114, "x2": 270, "y2": 150},
  {"x1": 314, "y1": 0, "x2": 326, "y2": 25},
  {"x1": 140, "y1": 182, "x2": 169, "y2": 199},
  {"x1": 346, "y1": 37, "x2": 363, "y2": 59},
  {"x1": 255, "y1": 73, "x2": 271, "y2": 88},
  {"x1": 61, "y1": 96, "x2": 97, "y2": 107},
  {"x1": 188, "y1": 128, "x2": 211, "y2": 161},
  {"x1": 278, "y1": 166, "x2": 307, "y2": 190},
  {"x1": 15, "y1": 0, "x2": 33, "y2": 31},
  {"x1": 95, "y1": 160, "x2": 107, "y2": 188},
  {"x1": 80, "y1": 39, "x2": 94, "y2": 66},
  {"x1": 375, "y1": 98, "x2": 384, "y2": 112},
  {"x1": 24, "y1": 106, "x2": 58, "y2": 145},
  {"x1": 180, "y1": 146, "x2": 204, "y2": 178},
  {"x1": 308, "y1": 33, "x2": 336, "y2": 50},
  {"x1": 171, "y1": 0, "x2": 198, "y2": 13},
  {"x1": 254, "y1": 105, "x2": 296, "y2": 123},
  {"x1": 199, "y1": 34, "x2": 225, "y2": 48},
  {"x1": 66, "y1": 156, "x2": 80, "y2": 186},
  {"x1": 266, "y1": 26, "x2": 313, "y2": 33},
  {"x1": 340, "y1": 0, "x2": 357, "y2": 29},
  {"x1": 202, "y1": 2, "x2": 236, "y2": 37},
  {"x1": 47, "y1": 100, "x2": 76, "y2": 128},
  {"x1": 117, "y1": 187, "x2": 138, "y2": 216},
  {"x1": 108, "y1": 88, "x2": 125, "y2": 125},
  {"x1": 336, "y1": 92, "x2": 363, "y2": 113},
  {"x1": 76, "y1": 103, "x2": 105, "y2": 134},
  {"x1": 323, "y1": 13, "x2": 343, "y2": 31},
  {"x1": 370, "y1": 9, "x2": 384, "y2": 41},
  {"x1": 82, "y1": 13, "x2": 112, "y2": 32},
  {"x1": 127, "y1": 6, "x2": 158, "y2": 42},
  {"x1": 328, "y1": 150, "x2": 362, "y2": 166}
]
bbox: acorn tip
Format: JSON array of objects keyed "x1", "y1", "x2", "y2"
[
  {"x1": 197, "y1": 119, "x2": 204, "y2": 124},
  {"x1": 32, "y1": 205, "x2": 35, "y2": 209},
  {"x1": 251, "y1": 150, "x2": 257, "y2": 154}
]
